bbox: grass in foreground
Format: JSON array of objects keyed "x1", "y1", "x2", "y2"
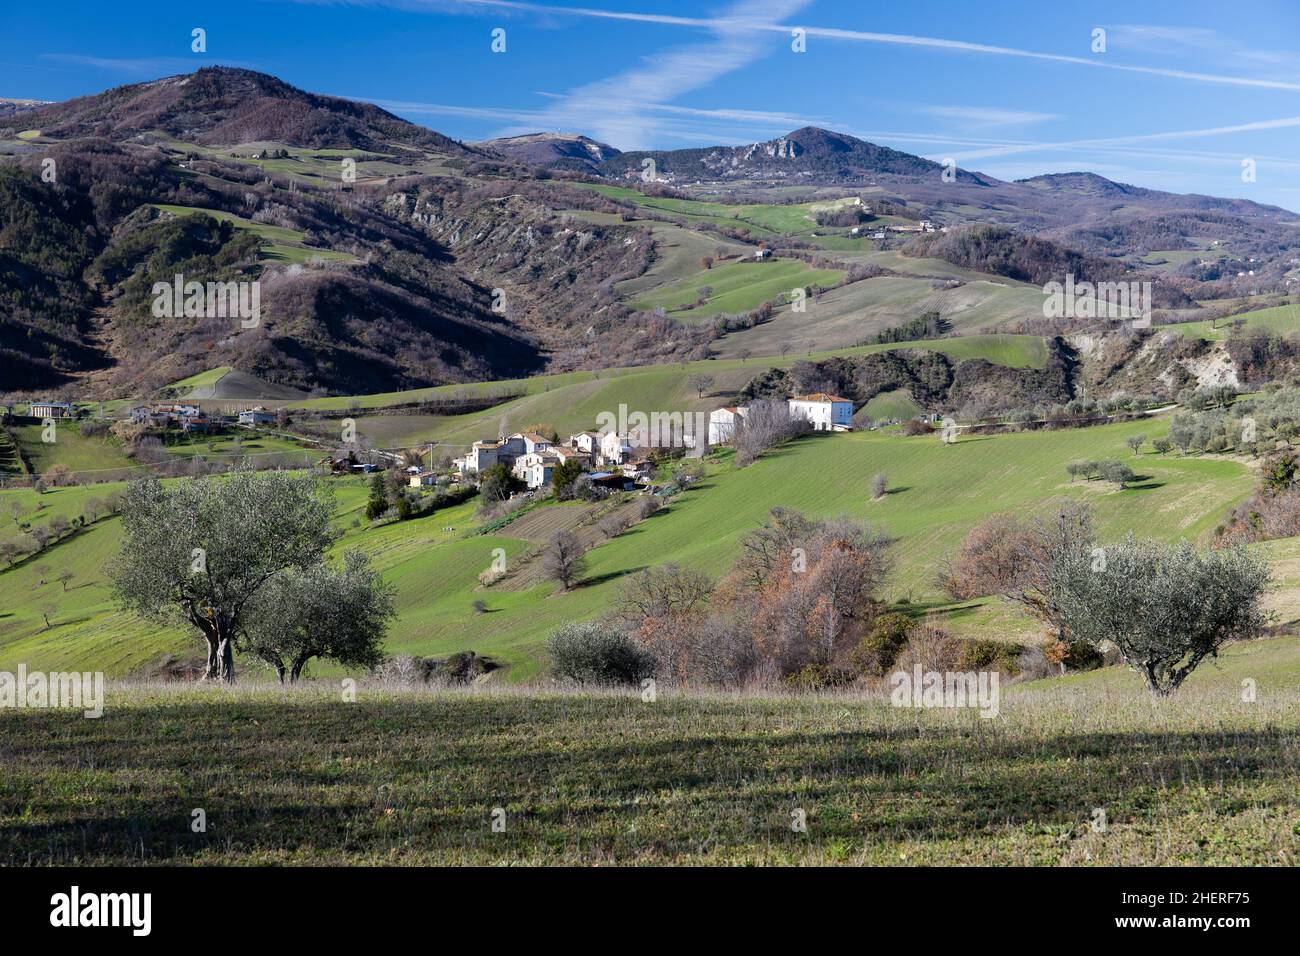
[{"x1": 1, "y1": 674, "x2": 1297, "y2": 865}]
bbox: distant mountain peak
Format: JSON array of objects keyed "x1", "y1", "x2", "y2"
[
  {"x1": 596, "y1": 126, "x2": 944, "y2": 184},
  {"x1": 2, "y1": 66, "x2": 471, "y2": 153},
  {"x1": 1016, "y1": 171, "x2": 1149, "y2": 199},
  {"x1": 475, "y1": 131, "x2": 621, "y2": 171}
]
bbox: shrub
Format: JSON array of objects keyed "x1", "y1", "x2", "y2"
[
  {"x1": 599, "y1": 512, "x2": 632, "y2": 538},
  {"x1": 1097, "y1": 459, "x2": 1135, "y2": 488},
  {"x1": 956, "y1": 638, "x2": 1023, "y2": 677},
  {"x1": 1060, "y1": 638, "x2": 1103, "y2": 671},
  {"x1": 635, "y1": 496, "x2": 661, "y2": 520},
  {"x1": 893, "y1": 621, "x2": 962, "y2": 673},
  {"x1": 851, "y1": 612, "x2": 915, "y2": 676},
  {"x1": 782, "y1": 662, "x2": 857, "y2": 690},
  {"x1": 547, "y1": 622, "x2": 655, "y2": 686},
  {"x1": 902, "y1": 418, "x2": 934, "y2": 437}
]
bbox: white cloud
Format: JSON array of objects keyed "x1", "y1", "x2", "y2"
[
  {"x1": 354, "y1": 1, "x2": 1300, "y2": 93},
  {"x1": 1107, "y1": 24, "x2": 1299, "y2": 70},
  {"x1": 918, "y1": 105, "x2": 1060, "y2": 127},
  {"x1": 494, "y1": 0, "x2": 813, "y2": 149},
  {"x1": 40, "y1": 53, "x2": 263, "y2": 75},
  {"x1": 948, "y1": 115, "x2": 1300, "y2": 163}
]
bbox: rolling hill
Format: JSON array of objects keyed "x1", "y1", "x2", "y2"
[
  {"x1": 11, "y1": 67, "x2": 476, "y2": 152},
  {"x1": 3, "y1": 66, "x2": 1299, "y2": 410},
  {"x1": 0, "y1": 411, "x2": 1256, "y2": 680}
]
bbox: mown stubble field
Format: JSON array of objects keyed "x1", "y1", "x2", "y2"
[{"x1": 2, "y1": 678, "x2": 1297, "y2": 866}]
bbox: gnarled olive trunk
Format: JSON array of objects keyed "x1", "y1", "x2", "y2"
[
  {"x1": 198, "y1": 616, "x2": 236, "y2": 683},
  {"x1": 203, "y1": 638, "x2": 220, "y2": 681},
  {"x1": 216, "y1": 631, "x2": 235, "y2": 683}
]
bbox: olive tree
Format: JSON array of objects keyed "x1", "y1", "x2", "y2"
[
  {"x1": 1051, "y1": 537, "x2": 1270, "y2": 695},
  {"x1": 968, "y1": 501, "x2": 1270, "y2": 694},
  {"x1": 111, "y1": 469, "x2": 338, "y2": 682},
  {"x1": 242, "y1": 550, "x2": 394, "y2": 682}
]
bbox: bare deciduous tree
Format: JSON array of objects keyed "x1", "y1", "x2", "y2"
[
  {"x1": 687, "y1": 373, "x2": 715, "y2": 398},
  {"x1": 734, "y1": 400, "x2": 810, "y2": 467},
  {"x1": 541, "y1": 529, "x2": 587, "y2": 590}
]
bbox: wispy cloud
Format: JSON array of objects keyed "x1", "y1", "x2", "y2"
[
  {"x1": 486, "y1": 0, "x2": 813, "y2": 148},
  {"x1": 918, "y1": 105, "x2": 1060, "y2": 127},
  {"x1": 361, "y1": 95, "x2": 819, "y2": 142},
  {"x1": 1107, "y1": 24, "x2": 1300, "y2": 70},
  {"x1": 366, "y1": 98, "x2": 543, "y2": 123},
  {"x1": 374, "y1": 0, "x2": 1300, "y2": 94},
  {"x1": 948, "y1": 115, "x2": 1300, "y2": 163},
  {"x1": 40, "y1": 53, "x2": 262, "y2": 75}
]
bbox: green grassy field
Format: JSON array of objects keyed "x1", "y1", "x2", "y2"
[
  {"x1": 165, "y1": 367, "x2": 233, "y2": 394},
  {"x1": 152, "y1": 204, "x2": 356, "y2": 264},
  {"x1": 710, "y1": 275, "x2": 1047, "y2": 358},
  {"x1": 614, "y1": 221, "x2": 752, "y2": 299},
  {"x1": 631, "y1": 258, "x2": 845, "y2": 318},
  {"x1": 0, "y1": 413, "x2": 1257, "y2": 680},
  {"x1": 9, "y1": 423, "x2": 136, "y2": 477},
  {"x1": 1, "y1": 670, "x2": 1296, "y2": 865},
  {"x1": 275, "y1": 334, "x2": 1047, "y2": 453},
  {"x1": 863, "y1": 388, "x2": 923, "y2": 421},
  {"x1": 572, "y1": 183, "x2": 932, "y2": 250},
  {"x1": 346, "y1": 335, "x2": 1045, "y2": 449},
  {"x1": 1164, "y1": 303, "x2": 1300, "y2": 341},
  {"x1": 4, "y1": 422, "x2": 313, "y2": 482}
]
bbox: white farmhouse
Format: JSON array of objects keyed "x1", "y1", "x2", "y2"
[
  {"x1": 570, "y1": 431, "x2": 602, "y2": 456},
  {"x1": 453, "y1": 434, "x2": 533, "y2": 477},
  {"x1": 599, "y1": 431, "x2": 632, "y2": 466},
  {"x1": 708, "y1": 406, "x2": 748, "y2": 445},
  {"x1": 788, "y1": 393, "x2": 854, "y2": 432},
  {"x1": 515, "y1": 432, "x2": 553, "y2": 455},
  {"x1": 238, "y1": 407, "x2": 276, "y2": 426},
  {"x1": 513, "y1": 452, "x2": 560, "y2": 489},
  {"x1": 453, "y1": 439, "x2": 503, "y2": 476}
]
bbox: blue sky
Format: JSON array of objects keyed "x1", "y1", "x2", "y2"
[{"x1": 6, "y1": 0, "x2": 1300, "y2": 209}]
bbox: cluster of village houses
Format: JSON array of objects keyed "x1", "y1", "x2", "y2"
[
  {"x1": 24, "y1": 392, "x2": 858, "y2": 495},
  {"x1": 20, "y1": 400, "x2": 282, "y2": 434},
  {"x1": 414, "y1": 429, "x2": 651, "y2": 492},
  {"x1": 428, "y1": 393, "x2": 856, "y2": 491},
  {"x1": 125, "y1": 403, "x2": 277, "y2": 433}
]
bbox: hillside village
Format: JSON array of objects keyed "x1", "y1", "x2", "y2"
[{"x1": 418, "y1": 393, "x2": 857, "y2": 493}]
